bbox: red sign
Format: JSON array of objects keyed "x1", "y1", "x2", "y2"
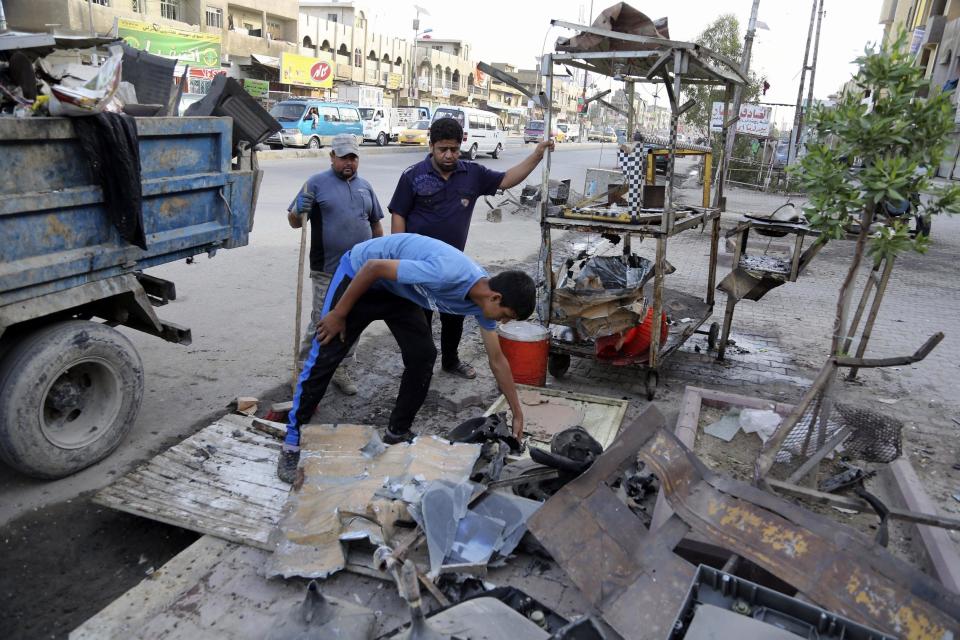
[{"x1": 310, "y1": 62, "x2": 332, "y2": 83}]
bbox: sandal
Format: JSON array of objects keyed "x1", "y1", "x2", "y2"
[{"x1": 443, "y1": 361, "x2": 477, "y2": 379}]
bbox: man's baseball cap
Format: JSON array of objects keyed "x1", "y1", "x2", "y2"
[{"x1": 331, "y1": 134, "x2": 360, "y2": 157}]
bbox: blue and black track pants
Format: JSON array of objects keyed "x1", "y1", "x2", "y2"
[{"x1": 284, "y1": 253, "x2": 437, "y2": 450}]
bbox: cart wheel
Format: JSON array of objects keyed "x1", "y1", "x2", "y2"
[
  {"x1": 644, "y1": 371, "x2": 659, "y2": 401},
  {"x1": 548, "y1": 353, "x2": 571, "y2": 379},
  {"x1": 707, "y1": 322, "x2": 719, "y2": 350}
]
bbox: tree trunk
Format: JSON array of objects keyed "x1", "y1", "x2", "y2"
[{"x1": 832, "y1": 205, "x2": 875, "y2": 356}]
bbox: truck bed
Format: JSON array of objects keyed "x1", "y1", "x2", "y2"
[{"x1": 0, "y1": 116, "x2": 254, "y2": 308}]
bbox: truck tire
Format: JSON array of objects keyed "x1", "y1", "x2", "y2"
[
  {"x1": 307, "y1": 137, "x2": 321, "y2": 150},
  {"x1": 0, "y1": 320, "x2": 144, "y2": 479},
  {"x1": 376, "y1": 132, "x2": 388, "y2": 146}
]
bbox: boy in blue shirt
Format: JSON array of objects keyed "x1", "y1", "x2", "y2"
[{"x1": 278, "y1": 233, "x2": 536, "y2": 483}]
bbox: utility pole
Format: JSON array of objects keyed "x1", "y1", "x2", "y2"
[
  {"x1": 801, "y1": 0, "x2": 825, "y2": 154},
  {"x1": 579, "y1": 0, "x2": 593, "y2": 142},
  {"x1": 719, "y1": 0, "x2": 761, "y2": 202},
  {"x1": 788, "y1": 0, "x2": 819, "y2": 165}
]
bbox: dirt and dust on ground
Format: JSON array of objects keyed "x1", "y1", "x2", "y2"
[{"x1": 5, "y1": 182, "x2": 960, "y2": 638}]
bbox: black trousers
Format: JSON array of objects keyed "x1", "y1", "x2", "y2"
[
  {"x1": 423, "y1": 309, "x2": 465, "y2": 369},
  {"x1": 287, "y1": 279, "x2": 436, "y2": 446}
]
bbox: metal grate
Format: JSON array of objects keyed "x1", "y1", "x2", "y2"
[{"x1": 773, "y1": 399, "x2": 902, "y2": 466}]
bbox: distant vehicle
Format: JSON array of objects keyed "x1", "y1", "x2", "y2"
[
  {"x1": 773, "y1": 141, "x2": 789, "y2": 167},
  {"x1": 357, "y1": 106, "x2": 394, "y2": 146},
  {"x1": 398, "y1": 119, "x2": 430, "y2": 145},
  {"x1": 525, "y1": 120, "x2": 565, "y2": 143},
  {"x1": 391, "y1": 106, "x2": 431, "y2": 140},
  {"x1": 265, "y1": 99, "x2": 363, "y2": 150},
  {"x1": 615, "y1": 128, "x2": 627, "y2": 144},
  {"x1": 557, "y1": 122, "x2": 580, "y2": 141},
  {"x1": 587, "y1": 128, "x2": 604, "y2": 141},
  {"x1": 601, "y1": 127, "x2": 617, "y2": 143},
  {"x1": 433, "y1": 106, "x2": 506, "y2": 159}
]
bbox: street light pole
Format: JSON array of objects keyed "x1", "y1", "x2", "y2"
[{"x1": 718, "y1": 0, "x2": 761, "y2": 205}]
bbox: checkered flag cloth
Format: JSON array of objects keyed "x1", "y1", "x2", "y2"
[{"x1": 617, "y1": 144, "x2": 645, "y2": 210}]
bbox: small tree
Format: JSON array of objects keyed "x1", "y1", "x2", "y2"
[
  {"x1": 683, "y1": 13, "x2": 765, "y2": 145},
  {"x1": 794, "y1": 32, "x2": 960, "y2": 359}
]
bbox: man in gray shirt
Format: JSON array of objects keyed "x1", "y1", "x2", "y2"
[{"x1": 288, "y1": 134, "x2": 384, "y2": 394}]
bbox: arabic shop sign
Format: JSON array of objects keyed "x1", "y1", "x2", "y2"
[
  {"x1": 710, "y1": 102, "x2": 772, "y2": 138},
  {"x1": 243, "y1": 79, "x2": 270, "y2": 98},
  {"x1": 117, "y1": 18, "x2": 221, "y2": 69}
]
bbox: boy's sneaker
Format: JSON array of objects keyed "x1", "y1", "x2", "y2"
[
  {"x1": 277, "y1": 449, "x2": 301, "y2": 484},
  {"x1": 382, "y1": 427, "x2": 415, "y2": 445}
]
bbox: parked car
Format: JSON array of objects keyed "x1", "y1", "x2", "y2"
[
  {"x1": 587, "y1": 128, "x2": 604, "y2": 141},
  {"x1": 265, "y1": 99, "x2": 363, "y2": 149},
  {"x1": 601, "y1": 127, "x2": 617, "y2": 143},
  {"x1": 398, "y1": 119, "x2": 430, "y2": 145},
  {"x1": 433, "y1": 105, "x2": 506, "y2": 159}
]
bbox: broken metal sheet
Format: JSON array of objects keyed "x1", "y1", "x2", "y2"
[
  {"x1": 527, "y1": 406, "x2": 696, "y2": 639},
  {"x1": 471, "y1": 491, "x2": 542, "y2": 557},
  {"x1": 267, "y1": 426, "x2": 480, "y2": 580},
  {"x1": 639, "y1": 427, "x2": 960, "y2": 638},
  {"x1": 445, "y1": 511, "x2": 505, "y2": 567},
  {"x1": 392, "y1": 597, "x2": 549, "y2": 640},
  {"x1": 683, "y1": 604, "x2": 800, "y2": 640},
  {"x1": 420, "y1": 480, "x2": 474, "y2": 577}
]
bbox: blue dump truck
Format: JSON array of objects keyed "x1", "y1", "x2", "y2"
[{"x1": 0, "y1": 116, "x2": 258, "y2": 479}]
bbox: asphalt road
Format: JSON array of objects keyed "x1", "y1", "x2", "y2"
[{"x1": 0, "y1": 141, "x2": 627, "y2": 525}]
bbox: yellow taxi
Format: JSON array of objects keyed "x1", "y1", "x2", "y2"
[{"x1": 399, "y1": 119, "x2": 430, "y2": 145}]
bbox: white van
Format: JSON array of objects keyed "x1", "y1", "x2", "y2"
[{"x1": 432, "y1": 106, "x2": 506, "y2": 160}]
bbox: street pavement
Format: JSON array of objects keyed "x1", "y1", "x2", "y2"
[{"x1": 3, "y1": 139, "x2": 959, "y2": 538}]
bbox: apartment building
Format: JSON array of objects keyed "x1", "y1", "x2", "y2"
[
  {"x1": 878, "y1": 0, "x2": 960, "y2": 177},
  {"x1": 5, "y1": 0, "x2": 300, "y2": 94}
]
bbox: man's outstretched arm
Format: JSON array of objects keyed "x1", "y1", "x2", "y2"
[
  {"x1": 480, "y1": 328, "x2": 524, "y2": 437},
  {"x1": 316, "y1": 259, "x2": 399, "y2": 344}
]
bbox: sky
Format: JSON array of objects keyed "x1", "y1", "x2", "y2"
[{"x1": 359, "y1": 0, "x2": 886, "y2": 107}]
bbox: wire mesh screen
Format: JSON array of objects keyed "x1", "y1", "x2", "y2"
[{"x1": 773, "y1": 399, "x2": 903, "y2": 466}]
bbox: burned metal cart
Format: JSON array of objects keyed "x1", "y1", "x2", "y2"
[{"x1": 536, "y1": 14, "x2": 747, "y2": 400}]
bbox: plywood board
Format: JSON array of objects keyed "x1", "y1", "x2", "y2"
[
  {"x1": 485, "y1": 384, "x2": 628, "y2": 451},
  {"x1": 93, "y1": 413, "x2": 291, "y2": 550},
  {"x1": 267, "y1": 425, "x2": 480, "y2": 580}
]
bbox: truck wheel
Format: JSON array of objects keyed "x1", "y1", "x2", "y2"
[
  {"x1": 307, "y1": 137, "x2": 321, "y2": 150},
  {"x1": 0, "y1": 320, "x2": 144, "y2": 479},
  {"x1": 468, "y1": 144, "x2": 478, "y2": 160},
  {"x1": 376, "y1": 132, "x2": 387, "y2": 146},
  {"x1": 491, "y1": 144, "x2": 502, "y2": 159}
]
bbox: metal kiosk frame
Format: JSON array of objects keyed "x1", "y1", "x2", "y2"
[{"x1": 537, "y1": 19, "x2": 747, "y2": 399}]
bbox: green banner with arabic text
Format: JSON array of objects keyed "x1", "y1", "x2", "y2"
[{"x1": 118, "y1": 18, "x2": 221, "y2": 69}]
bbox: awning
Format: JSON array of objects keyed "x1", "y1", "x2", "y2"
[{"x1": 250, "y1": 54, "x2": 279, "y2": 69}]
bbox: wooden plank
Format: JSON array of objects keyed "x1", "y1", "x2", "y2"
[{"x1": 94, "y1": 415, "x2": 291, "y2": 549}]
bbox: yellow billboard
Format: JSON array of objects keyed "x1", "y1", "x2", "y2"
[
  {"x1": 280, "y1": 52, "x2": 335, "y2": 89},
  {"x1": 386, "y1": 73, "x2": 403, "y2": 90}
]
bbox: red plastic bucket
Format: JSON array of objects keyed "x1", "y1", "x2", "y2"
[{"x1": 497, "y1": 321, "x2": 550, "y2": 386}]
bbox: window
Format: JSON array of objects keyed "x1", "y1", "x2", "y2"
[
  {"x1": 267, "y1": 20, "x2": 281, "y2": 39},
  {"x1": 327, "y1": 14, "x2": 338, "y2": 23},
  {"x1": 338, "y1": 108, "x2": 360, "y2": 122},
  {"x1": 469, "y1": 114, "x2": 480, "y2": 129},
  {"x1": 132, "y1": 0, "x2": 142, "y2": 11},
  {"x1": 160, "y1": 0, "x2": 181, "y2": 21},
  {"x1": 354, "y1": 48, "x2": 362, "y2": 67},
  {"x1": 91, "y1": 0, "x2": 110, "y2": 6},
  {"x1": 206, "y1": 6, "x2": 223, "y2": 28},
  {"x1": 321, "y1": 107, "x2": 339, "y2": 122}
]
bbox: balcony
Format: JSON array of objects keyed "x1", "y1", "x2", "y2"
[
  {"x1": 418, "y1": 77, "x2": 433, "y2": 92},
  {"x1": 469, "y1": 84, "x2": 489, "y2": 97},
  {"x1": 225, "y1": 30, "x2": 298, "y2": 58},
  {"x1": 923, "y1": 15, "x2": 947, "y2": 47}
]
